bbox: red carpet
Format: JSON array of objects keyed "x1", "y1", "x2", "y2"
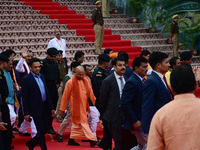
[
  {"x1": 12, "y1": 121, "x2": 106, "y2": 150},
  {"x1": 18, "y1": 0, "x2": 142, "y2": 63}
]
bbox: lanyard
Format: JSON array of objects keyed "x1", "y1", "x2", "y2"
[{"x1": 55, "y1": 38, "x2": 62, "y2": 48}]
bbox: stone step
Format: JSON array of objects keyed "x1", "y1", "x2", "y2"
[
  {"x1": 121, "y1": 33, "x2": 163, "y2": 40},
  {"x1": 112, "y1": 28, "x2": 149, "y2": 35},
  {"x1": 0, "y1": 36, "x2": 85, "y2": 45},
  {"x1": 0, "y1": 14, "x2": 47, "y2": 17},
  {"x1": 142, "y1": 44, "x2": 173, "y2": 52},
  {"x1": 59, "y1": 1, "x2": 92, "y2": 5},
  {"x1": 104, "y1": 23, "x2": 144, "y2": 29},
  {"x1": 0, "y1": 5, "x2": 33, "y2": 11},
  {"x1": 85, "y1": 14, "x2": 127, "y2": 19},
  {"x1": 104, "y1": 18, "x2": 131, "y2": 24},
  {"x1": 0, "y1": 30, "x2": 76, "y2": 38},
  {"x1": 0, "y1": 1, "x2": 25, "y2": 5},
  {"x1": 66, "y1": 42, "x2": 94, "y2": 49},
  {"x1": 0, "y1": 24, "x2": 68, "y2": 32},
  {"x1": 0, "y1": 19, "x2": 58, "y2": 26},
  {"x1": 54, "y1": 0, "x2": 92, "y2": 3},
  {"x1": 68, "y1": 5, "x2": 95, "y2": 11},
  {"x1": 0, "y1": 15, "x2": 49, "y2": 20},
  {"x1": 131, "y1": 39, "x2": 168, "y2": 46},
  {"x1": 0, "y1": 10, "x2": 41, "y2": 15}
]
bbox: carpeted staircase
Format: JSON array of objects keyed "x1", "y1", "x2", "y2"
[{"x1": 1, "y1": 0, "x2": 200, "y2": 67}]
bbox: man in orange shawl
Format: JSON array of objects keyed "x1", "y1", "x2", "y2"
[{"x1": 59, "y1": 66, "x2": 98, "y2": 147}]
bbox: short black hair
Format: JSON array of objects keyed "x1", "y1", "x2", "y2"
[
  {"x1": 118, "y1": 51, "x2": 129, "y2": 64},
  {"x1": 170, "y1": 65, "x2": 196, "y2": 94},
  {"x1": 74, "y1": 51, "x2": 84, "y2": 61},
  {"x1": 140, "y1": 50, "x2": 150, "y2": 57},
  {"x1": 4, "y1": 49, "x2": 16, "y2": 57},
  {"x1": 149, "y1": 52, "x2": 168, "y2": 69},
  {"x1": 83, "y1": 64, "x2": 92, "y2": 71},
  {"x1": 13, "y1": 60, "x2": 18, "y2": 67},
  {"x1": 132, "y1": 57, "x2": 148, "y2": 71},
  {"x1": 28, "y1": 57, "x2": 41, "y2": 66},
  {"x1": 180, "y1": 51, "x2": 192, "y2": 61},
  {"x1": 112, "y1": 57, "x2": 125, "y2": 66},
  {"x1": 169, "y1": 57, "x2": 179, "y2": 68},
  {"x1": 27, "y1": 50, "x2": 33, "y2": 53},
  {"x1": 70, "y1": 61, "x2": 80, "y2": 70},
  {"x1": 104, "y1": 49, "x2": 112, "y2": 55}
]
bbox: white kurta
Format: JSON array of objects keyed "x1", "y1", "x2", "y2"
[{"x1": 47, "y1": 37, "x2": 66, "y2": 58}]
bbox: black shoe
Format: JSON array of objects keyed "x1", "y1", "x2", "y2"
[
  {"x1": 90, "y1": 140, "x2": 98, "y2": 147},
  {"x1": 12, "y1": 134, "x2": 15, "y2": 138},
  {"x1": 97, "y1": 140, "x2": 112, "y2": 149},
  {"x1": 81, "y1": 139, "x2": 90, "y2": 142},
  {"x1": 47, "y1": 128, "x2": 56, "y2": 134},
  {"x1": 68, "y1": 138, "x2": 80, "y2": 146},
  {"x1": 19, "y1": 132, "x2": 31, "y2": 136},
  {"x1": 56, "y1": 134, "x2": 63, "y2": 142},
  {"x1": 13, "y1": 127, "x2": 19, "y2": 133},
  {"x1": 25, "y1": 142, "x2": 34, "y2": 150},
  {"x1": 10, "y1": 146, "x2": 14, "y2": 149}
]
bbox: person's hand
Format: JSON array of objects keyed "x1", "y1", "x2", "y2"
[
  {"x1": 5, "y1": 99, "x2": 9, "y2": 104},
  {"x1": 133, "y1": 121, "x2": 141, "y2": 131},
  {"x1": 22, "y1": 48, "x2": 28, "y2": 59},
  {"x1": 51, "y1": 110, "x2": 56, "y2": 118},
  {"x1": 0, "y1": 122, "x2": 7, "y2": 131},
  {"x1": 24, "y1": 115, "x2": 30, "y2": 121}
]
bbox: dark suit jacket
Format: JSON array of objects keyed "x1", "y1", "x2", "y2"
[
  {"x1": 21, "y1": 73, "x2": 53, "y2": 118},
  {"x1": 100, "y1": 73, "x2": 127, "y2": 123},
  {"x1": 141, "y1": 71, "x2": 171, "y2": 134},
  {"x1": 120, "y1": 72, "x2": 144, "y2": 130}
]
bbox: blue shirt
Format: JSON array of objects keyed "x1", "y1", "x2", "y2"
[
  {"x1": 3, "y1": 70, "x2": 15, "y2": 105},
  {"x1": 31, "y1": 72, "x2": 46, "y2": 102}
]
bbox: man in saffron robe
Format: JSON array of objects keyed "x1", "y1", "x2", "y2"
[{"x1": 59, "y1": 66, "x2": 97, "y2": 147}]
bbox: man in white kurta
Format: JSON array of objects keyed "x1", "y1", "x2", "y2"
[{"x1": 47, "y1": 29, "x2": 66, "y2": 58}]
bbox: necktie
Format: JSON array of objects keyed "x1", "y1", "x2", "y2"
[
  {"x1": 119, "y1": 76, "x2": 124, "y2": 90},
  {"x1": 163, "y1": 76, "x2": 173, "y2": 100},
  {"x1": 142, "y1": 78, "x2": 146, "y2": 83}
]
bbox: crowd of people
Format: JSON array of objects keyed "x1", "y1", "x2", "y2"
[{"x1": 0, "y1": 37, "x2": 199, "y2": 150}]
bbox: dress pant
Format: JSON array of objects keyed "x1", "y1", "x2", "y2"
[
  {"x1": 102, "y1": 0, "x2": 110, "y2": 17},
  {"x1": 46, "y1": 81, "x2": 58, "y2": 130},
  {"x1": 58, "y1": 101, "x2": 71, "y2": 135},
  {"x1": 26, "y1": 102, "x2": 48, "y2": 150},
  {"x1": 94, "y1": 24, "x2": 104, "y2": 53},
  {"x1": 1, "y1": 101, "x2": 12, "y2": 150},
  {"x1": 107, "y1": 112, "x2": 123, "y2": 150},
  {"x1": 172, "y1": 35, "x2": 179, "y2": 57}
]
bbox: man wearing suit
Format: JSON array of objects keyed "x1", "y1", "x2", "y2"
[
  {"x1": 142, "y1": 52, "x2": 172, "y2": 136},
  {"x1": 121, "y1": 57, "x2": 148, "y2": 150},
  {"x1": 21, "y1": 58, "x2": 55, "y2": 150},
  {"x1": 100, "y1": 57, "x2": 126, "y2": 150}
]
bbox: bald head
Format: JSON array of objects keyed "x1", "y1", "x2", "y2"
[{"x1": 75, "y1": 66, "x2": 85, "y2": 80}]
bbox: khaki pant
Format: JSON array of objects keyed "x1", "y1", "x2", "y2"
[
  {"x1": 172, "y1": 35, "x2": 179, "y2": 57},
  {"x1": 102, "y1": 0, "x2": 110, "y2": 17},
  {"x1": 58, "y1": 101, "x2": 71, "y2": 135},
  {"x1": 56, "y1": 81, "x2": 63, "y2": 113},
  {"x1": 94, "y1": 24, "x2": 104, "y2": 53}
]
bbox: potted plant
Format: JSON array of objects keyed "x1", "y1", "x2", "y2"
[
  {"x1": 139, "y1": 0, "x2": 168, "y2": 32},
  {"x1": 180, "y1": 22, "x2": 200, "y2": 55},
  {"x1": 127, "y1": 0, "x2": 144, "y2": 23},
  {"x1": 112, "y1": 0, "x2": 118, "y2": 14}
]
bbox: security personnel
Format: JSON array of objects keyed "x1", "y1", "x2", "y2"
[
  {"x1": 55, "y1": 50, "x2": 68, "y2": 122},
  {"x1": 169, "y1": 14, "x2": 179, "y2": 57},
  {"x1": 91, "y1": 54, "x2": 112, "y2": 150},
  {"x1": 0, "y1": 53, "x2": 12, "y2": 150},
  {"x1": 91, "y1": 0, "x2": 104, "y2": 54},
  {"x1": 40, "y1": 48, "x2": 60, "y2": 134}
]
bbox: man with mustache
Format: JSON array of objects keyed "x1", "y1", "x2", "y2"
[{"x1": 100, "y1": 57, "x2": 126, "y2": 150}]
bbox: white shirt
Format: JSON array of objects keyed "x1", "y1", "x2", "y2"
[
  {"x1": 114, "y1": 71, "x2": 126, "y2": 98},
  {"x1": 153, "y1": 70, "x2": 167, "y2": 88},
  {"x1": 47, "y1": 37, "x2": 66, "y2": 58},
  {"x1": 15, "y1": 58, "x2": 30, "y2": 73}
]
